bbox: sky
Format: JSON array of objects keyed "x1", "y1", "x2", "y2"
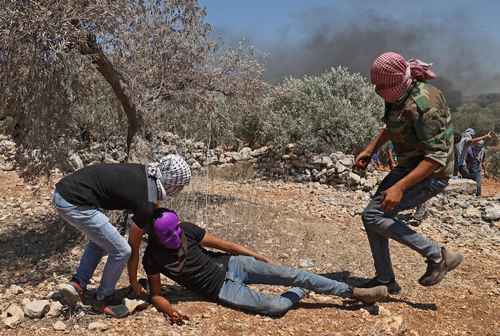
[{"x1": 199, "y1": 0, "x2": 500, "y2": 96}]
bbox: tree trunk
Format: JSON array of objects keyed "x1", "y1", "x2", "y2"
[{"x1": 76, "y1": 27, "x2": 142, "y2": 161}]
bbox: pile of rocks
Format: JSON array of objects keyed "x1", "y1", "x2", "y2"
[
  {"x1": 149, "y1": 134, "x2": 382, "y2": 190},
  {"x1": 0, "y1": 284, "x2": 147, "y2": 330},
  {"x1": 0, "y1": 132, "x2": 497, "y2": 194},
  {"x1": 0, "y1": 285, "x2": 63, "y2": 329}
]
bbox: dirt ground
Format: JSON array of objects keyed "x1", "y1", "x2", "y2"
[{"x1": 0, "y1": 170, "x2": 498, "y2": 336}]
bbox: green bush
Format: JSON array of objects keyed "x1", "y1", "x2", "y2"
[{"x1": 260, "y1": 66, "x2": 384, "y2": 153}]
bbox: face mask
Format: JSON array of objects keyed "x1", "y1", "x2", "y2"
[{"x1": 154, "y1": 211, "x2": 183, "y2": 250}]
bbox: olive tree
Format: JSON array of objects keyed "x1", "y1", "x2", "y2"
[{"x1": 0, "y1": 0, "x2": 265, "y2": 174}]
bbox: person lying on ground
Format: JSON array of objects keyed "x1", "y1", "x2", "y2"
[
  {"x1": 355, "y1": 52, "x2": 463, "y2": 295},
  {"x1": 143, "y1": 208, "x2": 388, "y2": 323},
  {"x1": 53, "y1": 154, "x2": 191, "y2": 317}
]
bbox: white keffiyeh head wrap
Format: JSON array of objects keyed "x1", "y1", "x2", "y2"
[{"x1": 146, "y1": 154, "x2": 191, "y2": 200}]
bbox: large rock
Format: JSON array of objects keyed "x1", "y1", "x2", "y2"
[
  {"x1": 238, "y1": 147, "x2": 252, "y2": 161},
  {"x1": 227, "y1": 151, "x2": 243, "y2": 162},
  {"x1": 47, "y1": 301, "x2": 63, "y2": 318},
  {"x1": 2, "y1": 304, "x2": 24, "y2": 328},
  {"x1": 348, "y1": 172, "x2": 362, "y2": 185},
  {"x1": 250, "y1": 146, "x2": 269, "y2": 157},
  {"x1": 53, "y1": 321, "x2": 66, "y2": 331},
  {"x1": 483, "y1": 206, "x2": 500, "y2": 222},
  {"x1": 335, "y1": 161, "x2": 347, "y2": 174},
  {"x1": 339, "y1": 157, "x2": 354, "y2": 168},
  {"x1": 23, "y1": 300, "x2": 50, "y2": 319},
  {"x1": 445, "y1": 178, "x2": 477, "y2": 195},
  {"x1": 124, "y1": 298, "x2": 148, "y2": 314}
]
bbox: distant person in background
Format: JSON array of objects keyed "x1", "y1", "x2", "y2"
[
  {"x1": 371, "y1": 150, "x2": 383, "y2": 170},
  {"x1": 355, "y1": 52, "x2": 463, "y2": 294},
  {"x1": 457, "y1": 129, "x2": 494, "y2": 177},
  {"x1": 453, "y1": 133, "x2": 462, "y2": 178},
  {"x1": 387, "y1": 142, "x2": 397, "y2": 170},
  {"x1": 463, "y1": 140, "x2": 486, "y2": 196}
]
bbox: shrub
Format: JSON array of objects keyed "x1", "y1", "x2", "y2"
[{"x1": 261, "y1": 66, "x2": 383, "y2": 154}]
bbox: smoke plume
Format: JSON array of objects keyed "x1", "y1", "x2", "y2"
[{"x1": 260, "y1": 7, "x2": 500, "y2": 105}]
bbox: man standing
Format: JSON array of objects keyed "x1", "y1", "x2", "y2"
[
  {"x1": 464, "y1": 141, "x2": 486, "y2": 196},
  {"x1": 457, "y1": 129, "x2": 494, "y2": 178},
  {"x1": 355, "y1": 52, "x2": 463, "y2": 294}
]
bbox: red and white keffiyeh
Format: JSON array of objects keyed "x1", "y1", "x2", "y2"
[{"x1": 370, "y1": 52, "x2": 436, "y2": 103}]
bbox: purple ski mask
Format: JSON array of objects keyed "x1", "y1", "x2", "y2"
[{"x1": 154, "y1": 211, "x2": 183, "y2": 250}]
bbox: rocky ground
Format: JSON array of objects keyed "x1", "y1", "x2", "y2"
[{"x1": 0, "y1": 169, "x2": 499, "y2": 336}]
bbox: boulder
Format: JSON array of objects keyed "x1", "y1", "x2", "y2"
[
  {"x1": 445, "y1": 178, "x2": 477, "y2": 195},
  {"x1": 348, "y1": 172, "x2": 362, "y2": 185},
  {"x1": 334, "y1": 161, "x2": 347, "y2": 174},
  {"x1": 250, "y1": 146, "x2": 269, "y2": 157},
  {"x1": 227, "y1": 151, "x2": 242, "y2": 162},
  {"x1": 483, "y1": 206, "x2": 500, "y2": 222},
  {"x1": 23, "y1": 300, "x2": 50, "y2": 319},
  {"x1": 2, "y1": 304, "x2": 24, "y2": 328},
  {"x1": 339, "y1": 157, "x2": 354, "y2": 168},
  {"x1": 124, "y1": 298, "x2": 148, "y2": 314},
  {"x1": 47, "y1": 301, "x2": 63, "y2": 318},
  {"x1": 239, "y1": 147, "x2": 252, "y2": 161},
  {"x1": 53, "y1": 321, "x2": 66, "y2": 331}
]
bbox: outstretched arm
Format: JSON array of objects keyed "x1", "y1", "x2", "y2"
[
  {"x1": 201, "y1": 233, "x2": 272, "y2": 263},
  {"x1": 468, "y1": 132, "x2": 494, "y2": 144},
  {"x1": 148, "y1": 274, "x2": 189, "y2": 325},
  {"x1": 128, "y1": 223, "x2": 145, "y2": 296}
]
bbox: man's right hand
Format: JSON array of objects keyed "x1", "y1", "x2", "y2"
[
  {"x1": 355, "y1": 150, "x2": 373, "y2": 170},
  {"x1": 164, "y1": 308, "x2": 190, "y2": 325}
]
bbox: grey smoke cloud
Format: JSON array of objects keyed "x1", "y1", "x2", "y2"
[{"x1": 260, "y1": 8, "x2": 500, "y2": 101}]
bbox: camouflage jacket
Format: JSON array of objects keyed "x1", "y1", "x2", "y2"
[{"x1": 383, "y1": 81, "x2": 454, "y2": 178}]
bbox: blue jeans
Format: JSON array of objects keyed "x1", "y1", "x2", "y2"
[
  {"x1": 52, "y1": 191, "x2": 131, "y2": 300},
  {"x1": 462, "y1": 168, "x2": 481, "y2": 196},
  {"x1": 217, "y1": 256, "x2": 351, "y2": 316},
  {"x1": 362, "y1": 166, "x2": 448, "y2": 282}
]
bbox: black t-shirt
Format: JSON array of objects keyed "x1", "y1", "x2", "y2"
[
  {"x1": 55, "y1": 163, "x2": 155, "y2": 230},
  {"x1": 142, "y1": 222, "x2": 230, "y2": 299}
]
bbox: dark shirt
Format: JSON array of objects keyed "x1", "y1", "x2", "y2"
[
  {"x1": 143, "y1": 222, "x2": 230, "y2": 299},
  {"x1": 55, "y1": 163, "x2": 155, "y2": 230},
  {"x1": 466, "y1": 146, "x2": 484, "y2": 172}
]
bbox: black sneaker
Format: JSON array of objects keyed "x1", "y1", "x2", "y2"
[
  {"x1": 359, "y1": 277, "x2": 402, "y2": 295},
  {"x1": 418, "y1": 247, "x2": 464, "y2": 287}
]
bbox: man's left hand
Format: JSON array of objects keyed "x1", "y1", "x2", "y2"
[{"x1": 381, "y1": 185, "x2": 404, "y2": 213}]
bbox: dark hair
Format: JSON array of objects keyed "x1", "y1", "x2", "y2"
[{"x1": 152, "y1": 207, "x2": 175, "y2": 221}]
